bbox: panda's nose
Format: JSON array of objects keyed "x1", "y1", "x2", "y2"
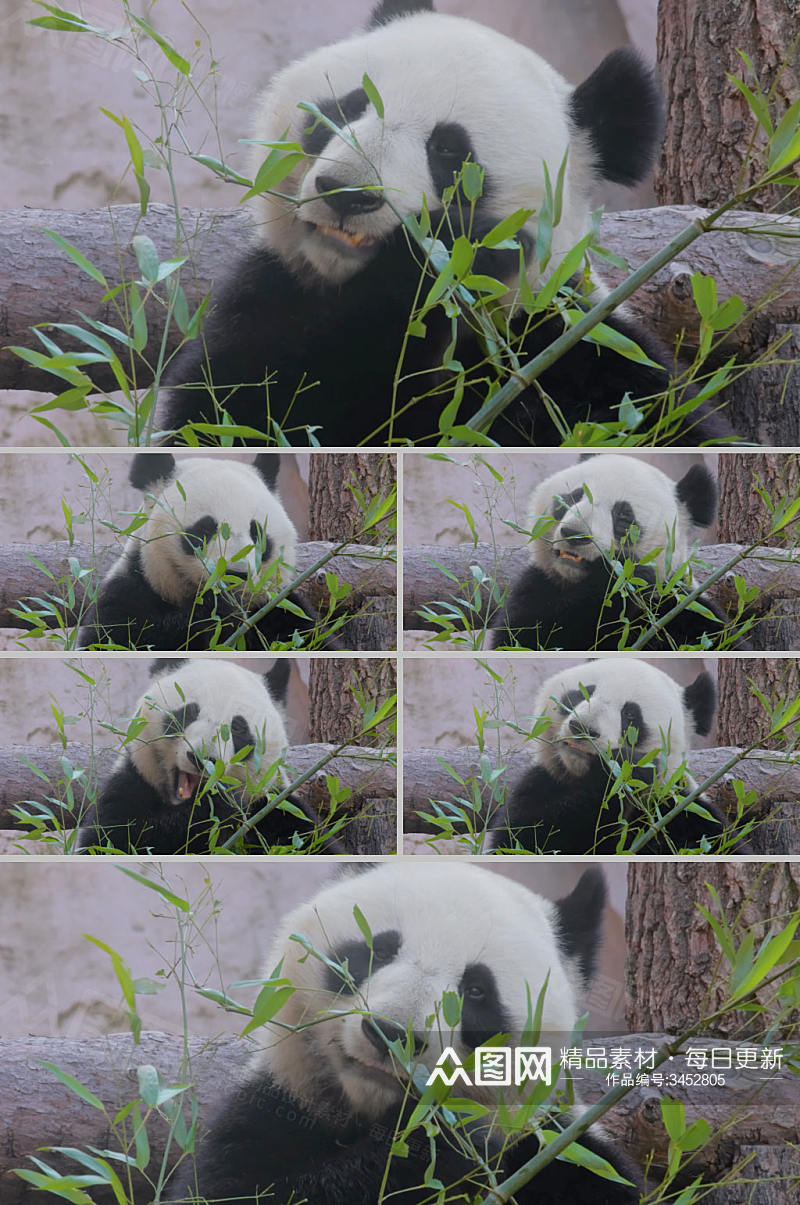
[
  {"x1": 559, "y1": 525, "x2": 590, "y2": 546},
  {"x1": 361, "y1": 1016, "x2": 426, "y2": 1058},
  {"x1": 569, "y1": 718, "x2": 600, "y2": 739},
  {"x1": 316, "y1": 174, "x2": 384, "y2": 216}
]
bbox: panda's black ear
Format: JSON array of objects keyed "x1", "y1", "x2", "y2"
[
  {"x1": 252, "y1": 454, "x2": 281, "y2": 491},
  {"x1": 553, "y1": 868, "x2": 606, "y2": 990},
  {"x1": 368, "y1": 0, "x2": 433, "y2": 28},
  {"x1": 570, "y1": 48, "x2": 663, "y2": 186},
  {"x1": 684, "y1": 671, "x2": 716, "y2": 737},
  {"x1": 676, "y1": 464, "x2": 717, "y2": 528},
  {"x1": 265, "y1": 660, "x2": 290, "y2": 708},
  {"x1": 129, "y1": 453, "x2": 176, "y2": 491},
  {"x1": 149, "y1": 658, "x2": 184, "y2": 678}
]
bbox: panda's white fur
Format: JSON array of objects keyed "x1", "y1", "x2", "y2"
[
  {"x1": 253, "y1": 861, "x2": 584, "y2": 1117},
  {"x1": 176, "y1": 862, "x2": 640, "y2": 1203},
  {"x1": 107, "y1": 456, "x2": 296, "y2": 607},
  {"x1": 74, "y1": 659, "x2": 349, "y2": 855},
  {"x1": 488, "y1": 658, "x2": 750, "y2": 855},
  {"x1": 251, "y1": 13, "x2": 595, "y2": 288},
  {"x1": 129, "y1": 659, "x2": 289, "y2": 807},
  {"x1": 528, "y1": 456, "x2": 704, "y2": 586},
  {"x1": 488, "y1": 456, "x2": 739, "y2": 651},
  {"x1": 533, "y1": 658, "x2": 702, "y2": 781}
]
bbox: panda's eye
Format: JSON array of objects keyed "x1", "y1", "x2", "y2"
[
  {"x1": 182, "y1": 515, "x2": 218, "y2": 557},
  {"x1": 250, "y1": 519, "x2": 275, "y2": 564},
  {"x1": 426, "y1": 121, "x2": 472, "y2": 162},
  {"x1": 464, "y1": 984, "x2": 485, "y2": 1002},
  {"x1": 552, "y1": 487, "x2": 585, "y2": 521}
]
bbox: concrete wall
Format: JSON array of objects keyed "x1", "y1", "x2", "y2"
[{"x1": 0, "y1": 860, "x2": 628, "y2": 1036}]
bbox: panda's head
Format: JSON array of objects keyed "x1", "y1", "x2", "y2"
[
  {"x1": 533, "y1": 658, "x2": 716, "y2": 780},
  {"x1": 127, "y1": 659, "x2": 290, "y2": 809},
  {"x1": 125, "y1": 453, "x2": 297, "y2": 606},
  {"x1": 528, "y1": 456, "x2": 717, "y2": 584},
  {"x1": 252, "y1": 862, "x2": 605, "y2": 1118},
  {"x1": 250, "y1": 0, "x2": 661, "y2": 285}
]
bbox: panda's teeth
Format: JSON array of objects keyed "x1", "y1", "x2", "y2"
[
  {"x1": 556, "y1": 549, "x2": 583, "y2": 563},
  {"x1": 314, "y1": 222, "x2": 375, "y2": 247},
  {"x1": 177, "y1": 770, "x2": 201, "y2": 801}
]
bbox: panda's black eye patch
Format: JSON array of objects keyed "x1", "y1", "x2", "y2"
[
  {"x1": 231, "y1": 714, "x2": 255, "y2": 755},
  {"x1": 182, "y1": 515, "x2": 217, "y2": 556},
  {"x1": 302, "y1": 87, "x2": 369, "y2": 156},
  {"x1": 250, "y1": 520, "x2": 274, "y2": 564},
  {"x1": 458, "y1": 963, "x2": 510, "y2": 1050},
  {"x1": 558, "y1": 685, "x2": 595, "y2": 713},
  {"x1": 323, "y1": 929, "x2": 402, "y2": 993},
  {"x1": 426, "y1": 122, "x2": 476, "y2": 193},
  {"x1": 612, "y1": 500, "x2": 637, "y2": 541},
  {"x1": 552, "y1": 487, "x2": 585, "y2": 521},
  {"x1": 163, "y1": 702, "x2": 199, "y2": 737},
  {"x1": 620, "y1": 701, "x2": 648, "y2": 744}
]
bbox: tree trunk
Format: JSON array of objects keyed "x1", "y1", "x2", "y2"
[
  {"x1": 308, "y1": 454, "x2": 396, "y2": 651},
  {"x1": 716, "y1": 656, "x2": 800, "y2": 853},
  {"x1": 717, "y1": 453, "x2": 800, "y2": 649},
  {"x1": 655, "y1": 1, "x2": 800, "y2": 443},
  {"x1": 655, "y1": 0, "x2": 800, "y2": 212},
  {"x1": 307, "y1": 656, "x2": 397, "y2": 855},
  {"x1": 625, "y1": 863, "x2": 800, "y2": 1038}
]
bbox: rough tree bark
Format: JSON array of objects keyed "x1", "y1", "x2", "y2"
[
  {"x1": 0, "y1": 541, "x2": 395, "y2": 633},
  {"x1": 2, "y1": 206, "x2": 798, "y2": 394},
  {"x1": 401, "y1": 541, "x2": 800, "y2": 635},
  {"x1": 655, "y1": 1, "x2": 800, "y2": 212},
  {"x1": 717, "y1": 452, "x2": 800, "y2": 649},
  {"x1": 4, "y1": 1033, "x2": 796, "y2": 1205},
  {"x1": 0, "y1": 742, "x2": 396, "y2": 833},
  {"x1": 308, "y1": 454, "x2": 397, "y2": 651},
  {"x1": 626, "y1": 863, "x2": 800, "y2": 1038},
  {"x1": 715, "y1": 656, "x2": 800, "y2": 854},
  {"x1": 656, "y1": 0, "x2": 800, "y2": 443},
  {"x1": 306, "y1": 657, "x2": 397, "y2": 855},
  {"x1": 401, "y1": 745, "x2": 800, "y2": 841}
]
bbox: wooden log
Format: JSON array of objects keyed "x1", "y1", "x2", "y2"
[
  {"x1": 0, "y1": 1033, "x2": 795, "y2": 1205},
  {"x1": 0, "y1": 540, "x2": 396, "y2": 629},
  {"x1": 402, "y1": 745, "x2": 800, "y2": 834},
  {"x1": 0, "y1": 741, "x2": 397, "y2": 830},
  {"x1": 402, "y1": 542, "x2": 800, "y2": 631},
  {"x1": 2, "y1": 205, "x2": 799, "y2": 392}
]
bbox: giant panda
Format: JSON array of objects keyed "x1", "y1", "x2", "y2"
[
  {"x1": 489, "y1": 659, "x2": 752, "y2": 854},
  {"x1": 78, "y1": 453, "x2": 341, "y2": 651},
  {"x1": 161, "y1": 0, "x2": 733, "y2": 448},
  {"x1": 490, "y1": 456, "x2": 750, "y2": 650},
  {"x1": 173, "y1": 862, "x2": 641, "y2": 1204},
  {"x1": 76, "y1": 659, "x2": 345, "y2": 854}
]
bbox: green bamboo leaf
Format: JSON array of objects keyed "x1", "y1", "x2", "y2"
[
  {"x1": 42, "y1": 230, "x2": 107, "y2": 286},
  {"x1": 130, "y1": 14, "x2": 190, "y2": 75},
  {"x1": 362, "y1": 72, "x2": 384, "y2": 119},
  {"x1": 38, "y1": 1063, "x2": 105, "y2": 1109}
]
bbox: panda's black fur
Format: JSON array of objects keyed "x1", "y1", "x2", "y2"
[
  {"x1": 160, "y1": 0, "x2": 734, "y2": 447},
  {"x1": 76, "y1": 659, "x2": 344, "y2": 854},
  {"x1": 490, "y1": 456, "x2": 751, "y2": 651},
  {"x1": 172, "y1": 863, "x2": 641, "y2": 1204},
  {"x1": 78, "y1": 453, "x2": 341, "y2": 651},
  {"x1": 489, "y1": 660, "x2": 752, "y2": 854}
]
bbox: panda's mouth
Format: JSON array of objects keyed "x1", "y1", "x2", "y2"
[
  {"x1": 173, "y1": 768, "x2": 203, "y2": 805},
  {"x1": 305, "y1": 220, "x2": 378, "y2": 250},
  {"x1": 555, "y1": 549, "x2": 584, "y2": 564}
]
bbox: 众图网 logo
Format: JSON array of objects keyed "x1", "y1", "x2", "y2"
[{"x1": 426, "y1": 1046, "x2": 552, "y2": 1087}]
